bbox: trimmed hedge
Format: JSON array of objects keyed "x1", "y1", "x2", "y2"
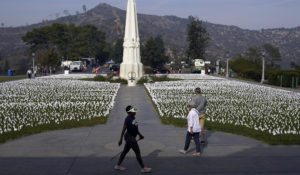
[
  {"x1": 81, "y1": 75, "x2": 127, "y2": 84},
  {"x1": 267, "y1": 70, "x2": 300, "y2": 88}
]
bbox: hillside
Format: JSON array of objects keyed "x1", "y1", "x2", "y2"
[{"x1": 0, "y1": 3, "x2": 299, "y2": 71}]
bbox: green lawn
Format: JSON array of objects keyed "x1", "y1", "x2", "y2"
[
  {"x1": 0, "y1": 76, "x2": 27, "y2": 83},
  {"x1": 0, "y1": 116, "x2": 108, "y2": 143},
  {"x1": 159, "y1": 117, "x2": 300, "y2": 145}
]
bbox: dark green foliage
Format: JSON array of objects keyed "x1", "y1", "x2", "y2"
[
  {"x1": 110, "y1": 78, "x2": 127, "y2": 84},
  {"x1": 267, "y1": 70, "x2": 300, "y2": 87},
  {"x1": 93, "y1": 75, "x2": 108, "y2": 81},
  {"x1": 22, "y1": 23, "x2": 107, "y2": 66},
  {"x1": 186, "y1": 16, "x2": 210, "y2": 61},
  {"x1": 15, "y1": 59, "x2": 29, "y2": 75},
  {"x1": 37, "y1": 49, "x2": 60, "y2": 67},
  {"x1": 112, "y1": 39, "x2": 123, "y2": 63},
  {"x1": 170, "y1": 48, "x2": 182, "y2": 71},
  {"x1": 137, "y1": 77, "x2": 149, "y2": 84},
  {"x1": 0, "y1": 117, "x2": 108, "y2": 143},
  {"x1": 141, "y1": 36, "x2": 169, "y2": 68},
  {"x1": 244, "y1": 47, "x2": 261, "y2": 62},
  {"x1": 137, "y1": 75, "x2": 181, "y2": 84},
  {"x1": 263, "y1": 44, "x2": 281, "y2": 69},
  {"x1": 150, "y1": 75, "x2": 178, "y2": 82},
  {"x1": 230, "y1": 58, "x2": 261, "y2": 81},
  {"x1": 231, "y1": 44, "x2": 282, "y2": 82},
  {"x1": 97, "y1": 44, "x2": 112, "y2": 65},
  {"x1": 82, "y1": 75, "x2": 127, "y2": 84}
]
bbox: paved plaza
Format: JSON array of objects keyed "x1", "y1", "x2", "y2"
[{"x1": 0, "y1": 85, "x2": 300, "y2": 175}]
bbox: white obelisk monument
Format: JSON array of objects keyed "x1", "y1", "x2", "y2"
[{"x1": 120, "y1": 0, "x2": 143, "y2": 86}]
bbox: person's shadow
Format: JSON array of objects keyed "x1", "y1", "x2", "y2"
[{"x1": 147, "y1": 149, "x2": 163, "y2": 158}]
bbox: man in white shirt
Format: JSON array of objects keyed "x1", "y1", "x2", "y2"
[{"x1": 179, "y1": 101, "x2": 201, "y2": 156}]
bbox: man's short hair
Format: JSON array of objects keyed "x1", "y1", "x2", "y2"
[{"x1": 195, "y1": 87, "x2": 201, "y2": 93}]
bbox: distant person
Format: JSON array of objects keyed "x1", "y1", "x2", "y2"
[
  {"x1": 115, "y1": 105, "x2": 152, "y2": 173},
  {"x1": 192, "y1": 87, "x2": 207, "y2": 144},
  {"x1": 43, "y1": 67, "x2": 47, "y2": 76},
  {"x1": 179, "y1": 101, "x2": 201, "y2": 156},
  {"x1": 33, "y1": 70, "x2": 37, "y2": 78},
  {"x1": 27, "y1": 69, "x2": 32, "y2": 79}
]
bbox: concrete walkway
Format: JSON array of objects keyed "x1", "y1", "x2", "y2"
[{"x1": 0, "y1": 85, "x2": 300, "y2": 175}]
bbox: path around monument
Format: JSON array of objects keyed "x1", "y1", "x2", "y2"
[{"x1": 0, "y1": 85, "x2": 300, "y2": 175}]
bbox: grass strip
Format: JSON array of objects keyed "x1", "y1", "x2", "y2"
[
  {"x1": 0, "y1": 76, "x2": 27, "y2": 83},
  {"x1": 0, "y1": 116, "x2": 107, "y2": 143}
]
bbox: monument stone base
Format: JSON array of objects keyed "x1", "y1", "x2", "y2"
[
  {"x1": 119, "y1": 63, "x2": 143, "y2": 81},
  {"x1": 128, "y1": 80, "x2": 137, "y2": 86}
]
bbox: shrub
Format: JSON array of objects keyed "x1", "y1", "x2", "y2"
[
  {"x1": 93, "y1": 75, "x2": 127, "y2": 84},
  {"x1": 94, "y1": 75, "x2": 108, "y2": 81},
  {"x1": 267, "y1": 70, "x2": 300, "y2": 87},
  {"x1": 137, "y1": 77, "x2": 149, "y2": 84}
]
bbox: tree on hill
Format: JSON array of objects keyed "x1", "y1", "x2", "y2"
[
  {"x1": 96, "y1": 44, "x2": 112, "y2": 65},
  {"x1": 230, "y1": 56, "x2": 261, "y2": 81},
  {"x1": 170, "y1": 48, "x2": 182, "y2": 71},
  {"x1": 141, "y1": 36, "x2": 169, "y2": 68},
  {"x1": 22, "y1": 23, "x2": 107, "y2": 66},
  {"x1": 83, "y1": 5, "x2": 87, "y2": 13},
  {"x1": 186, "y1": 16, "x2": 210, "y2": 61},
  {"x1": 37, "y1": 50, "x2": 60, "y2": 67},
  {"x1": 230, "y1": 44, "x2": 282, "y2": 81},
  {"x1": 263, "y1": 44, "x2": 281, "y2": 69},
  {"x1": 63, "y1": 10, "x2": 70, "y2": 16}
]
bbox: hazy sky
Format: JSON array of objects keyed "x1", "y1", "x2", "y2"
[{"x1": 0, "y1": 0, "x2": 299, "y2": 30}]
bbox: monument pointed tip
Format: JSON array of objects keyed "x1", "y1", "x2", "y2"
[{"x1": 120, "y1": 0, "x2": 143, "y2": 84}]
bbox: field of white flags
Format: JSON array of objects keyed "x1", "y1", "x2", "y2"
[
  {"x1": 0, "y1": 78, "x2": 120, "y2": 135},
  {"x1": 167, "y1": 74, "x2": 224, "y2": 80},
  {"x1": 38, "y1": 73, "x2": 97, "y2": 79},
  {"x1": 145, "y1": 78, "x2": 300, "y2": 136}
]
